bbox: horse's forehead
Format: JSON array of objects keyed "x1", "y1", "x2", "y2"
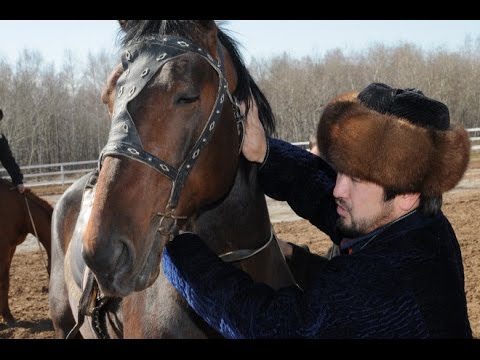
[
  {"x1": 152, "y1": 54, "x2": 211, "y2": 88},
  {"x1": 118, "y1": 39, "x2": 217, "y2": 92}
]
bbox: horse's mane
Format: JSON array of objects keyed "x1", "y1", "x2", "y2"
[
  {"x1": 0, "y1": 178, "x2": 53, "y2": 215},
  {"x1": 118, "y1": 20, "x2": 275, "y2": 136}
]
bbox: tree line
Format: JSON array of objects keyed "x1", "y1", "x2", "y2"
[
  {"x1": 0, "y1": 49, "x2": 116, "y2": 167},
  {"x1": 1, "y1": 38, "x2": 479, "y2": 168},
  {"x1": 250, "y1": 38, "x2": 480, "y2": 141}
]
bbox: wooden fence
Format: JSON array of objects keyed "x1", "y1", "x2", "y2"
[{"x1": 2, "y1": 128, "x2": 479, "y2": 187}]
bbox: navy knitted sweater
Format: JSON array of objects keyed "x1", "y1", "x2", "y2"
[{"x1": 162, "y1": 138, "x2": 472, "y2": 338}]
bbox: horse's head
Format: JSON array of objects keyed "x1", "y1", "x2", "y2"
[{"x1": 83, "y1": 20, "x2": 274, "y2": 298}]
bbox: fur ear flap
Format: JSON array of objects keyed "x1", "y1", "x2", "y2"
[
  {"x1": 421, "y1": 125, "x2": 470, "y2": 195},
  {"x1": 317, "y1": 98, "x2": 358, "y2": 160},
  {"x1": 317, "y1": 92, "x2": 359, "y2": 156}
]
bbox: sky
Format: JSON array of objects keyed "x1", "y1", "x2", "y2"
[{"x1": 0, "y1": 20, "x2": 479, "y2": 68}]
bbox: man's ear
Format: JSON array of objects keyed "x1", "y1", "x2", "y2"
[{"x1": 397, "y1": 193, "x2": 421, "y2": 212}]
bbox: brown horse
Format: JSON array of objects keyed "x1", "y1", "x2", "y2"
[
  {"x1": 49, "y1": 20, "x2": 296, "y2": 338},
  {"x1": 0, "y1": 179, "x2": 52, "y2": 325}
]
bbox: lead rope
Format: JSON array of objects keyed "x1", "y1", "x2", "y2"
[
  {"x1": 219, "y1": 226, "x2": 274, "y2": 263},
  {"x1": 24, "y1": 196, "x2": 49, "y2": 274}
]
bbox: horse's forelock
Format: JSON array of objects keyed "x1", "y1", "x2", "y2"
[{"x1": 118, "y1": 20, "x2": 207, "y2": 47}]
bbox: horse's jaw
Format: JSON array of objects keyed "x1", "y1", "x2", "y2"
[
  {"x1": 84, "y1": 221, "x2": 166, "y2": 298},
  {"x1": 133, "y1": 230, "x2": 168, "y2": 292}
]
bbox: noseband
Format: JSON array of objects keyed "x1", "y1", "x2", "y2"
[{"x1": 98, "y1": 35, "x2": 244, "y2": 236}]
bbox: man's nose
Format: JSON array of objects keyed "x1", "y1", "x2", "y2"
[{"x1": 333, "y1": 173, "x2": 350, "y2": 199}]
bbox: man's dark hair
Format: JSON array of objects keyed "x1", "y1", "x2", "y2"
[{"x1": 384, "y1": 188, "x2": 442, "y2": 216}]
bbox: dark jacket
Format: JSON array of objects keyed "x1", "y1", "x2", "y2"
[
  {"x1": 162, "y1": 137, "x2": 472, "y2": 338},
  {"x1": 0, "y1": 133, "x2": 23, "y2": 185}
]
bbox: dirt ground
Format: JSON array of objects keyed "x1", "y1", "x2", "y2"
[{"x1": 1, "y1": 156, "x2": 479, "y2": 339}]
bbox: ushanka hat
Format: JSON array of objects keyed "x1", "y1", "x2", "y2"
[{"x1": 317, "y1": 82, "x2": 470, "y2": 196}]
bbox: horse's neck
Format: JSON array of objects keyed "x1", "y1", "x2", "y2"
[
  {"x1": 192, "y1": 158, "x2": 296, "y2": 289},
  {"x1": 193, "y1": 158, "x2": 270, "y2": 251},
  {"x1": 121, "y1": 160, "x2": 296, "y2": 338},
  {"x1": 26, "y1": 196, "x2": 52, "y2": 257}
]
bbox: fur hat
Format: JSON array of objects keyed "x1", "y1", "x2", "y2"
[{"x1": 317, "y1": 82, "x2": 470, "y2": 196}]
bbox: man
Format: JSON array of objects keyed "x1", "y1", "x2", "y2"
[
  {"x1": 161, "y1": 83, "x2": 472, "y2": 338},
  {"x1": 0, "y1": 109, "x2": 25, "y2": 193}
]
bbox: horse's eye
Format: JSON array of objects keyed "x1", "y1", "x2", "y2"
[{"x1": 176, "y1": 95, "x2": 200, "y2": 105}]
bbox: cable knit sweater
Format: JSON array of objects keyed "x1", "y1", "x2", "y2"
[{"x1": 162, "y1": 137, "x2": 472, "y2": 338}]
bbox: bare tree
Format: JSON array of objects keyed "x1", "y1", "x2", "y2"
[
  {"x1": 250, "y1": 39, "x2": 480, "y2": 142},
  {"x1": 1, "y1": 38, "x2": 479, "y2": 169}
]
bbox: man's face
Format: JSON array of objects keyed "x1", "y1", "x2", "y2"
[{"x1": 333, "y1": 173, "x2": 395, "y2": 237}]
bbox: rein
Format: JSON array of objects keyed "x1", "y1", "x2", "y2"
[
  {"x1": 66, "y1": 267, "x2": 109, "y2": 339},
  {"x1": 219, "y1": 227, "x2": 275, "y2": 263},
  {"x1": 24, "y1": 196, "x2": 49, "y2": 274}
]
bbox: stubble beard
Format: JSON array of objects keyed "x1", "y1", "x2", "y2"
[{"x1": 335, "y1": 199, "x2": 394, "y2": 238}]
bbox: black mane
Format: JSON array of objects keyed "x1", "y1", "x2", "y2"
[{"x1": 118, "y1": 20, "x2": 275, "y2": 136}]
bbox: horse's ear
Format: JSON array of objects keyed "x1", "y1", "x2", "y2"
[
  {"x1": 101, "y1": 63, "x2": 125, "y2": 120},
  {"x1": 199, "y1": 20, "x2": 215, "y2": 28},
  {"x1": 199, "y1": 20, "x2": 219, "y2": 60}
]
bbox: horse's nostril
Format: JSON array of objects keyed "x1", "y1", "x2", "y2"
[
  {"x1": 82, "y1": 235, "x2": 134, "y2": 281},
  {"x1": 115, "y1": 239, "x2": 134, "y2": 275}
]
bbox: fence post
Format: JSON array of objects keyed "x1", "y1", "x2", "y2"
[{"x1": 61, "y1": 164, "x2": 65, "y2": 185}]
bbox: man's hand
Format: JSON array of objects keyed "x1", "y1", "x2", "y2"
[
  {"x1": 240, "y1": 98, "x2": 268, "y2": 164},
  {"x1": 17, "y1": 184, "x2": 25, "y2": 194}
]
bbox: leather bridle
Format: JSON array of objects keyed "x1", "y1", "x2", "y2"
[
  {"x1": 98, "y1": 34, "x2": 244, "y2": 238},
  {"x1": 66, "y1": 34, "x2": 278, "y2": 339}
]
